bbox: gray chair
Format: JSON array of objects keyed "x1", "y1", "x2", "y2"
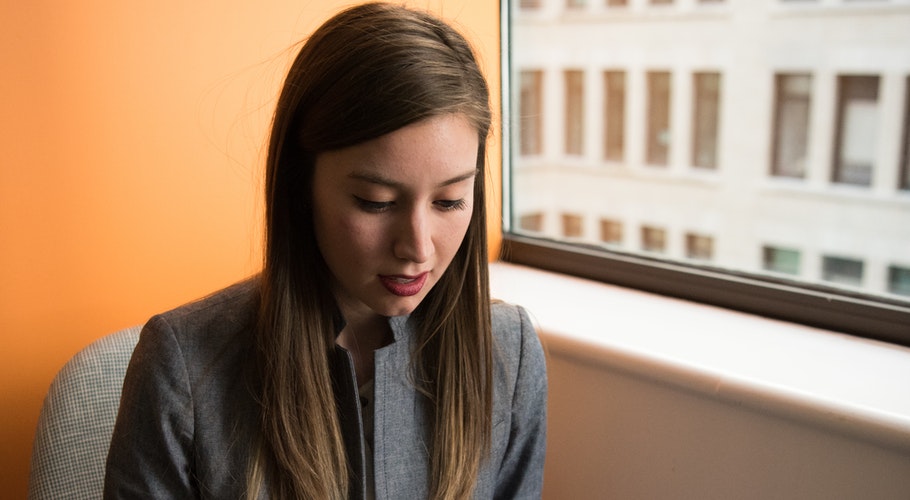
[{"x1": 28, "y1": 325, "x2": 142, "y2": 500}]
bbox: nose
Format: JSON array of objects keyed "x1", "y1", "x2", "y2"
[{"x1": 394, "y1": 207, "x2": 433, "y2": 263}]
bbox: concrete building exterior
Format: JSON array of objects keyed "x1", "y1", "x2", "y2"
[{"x1": 508, "y1": 0, "x2": 910, "y2": 299}]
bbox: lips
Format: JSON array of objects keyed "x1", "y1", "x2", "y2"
[{"x1": 379, "y1": 272, "x2": 429, "y2": 297}]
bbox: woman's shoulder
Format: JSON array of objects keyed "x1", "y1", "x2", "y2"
[
  {"x1": 138, "y1": 276, "x2": 260, "y2": 362},
  {"x1": 491, "y1": 301, "x2": 533, "y2": 338},
  {"x1": 149, "y1": 277, "x2": 259, "y2": 335},
  {"x1": 490, "y1": 301, "x2": 541, "y2": 363}
]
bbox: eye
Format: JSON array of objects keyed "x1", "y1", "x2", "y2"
[
  {"x1": 435, "y1": 199, "x2": 468, "y2": 212},
  {"x1": 354, "y1": 196, "x2": 393, "y2": 213}
]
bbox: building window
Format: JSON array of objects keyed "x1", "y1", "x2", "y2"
[
  {"x1": 646, "y1": 71, "x2": 672, "y2": 166},
  {"x1": 900, "y1": 76, "x2": 910, "y2": 190},
  {"x1": 651, "y1": 0, "x2": 673, "y2": 4},
  {"x1": 519, "y1": 70, "x2": 544, "y2": 156},
  {"x1": 520, "y1": 0, "x2": 541, "y2": 8},
  {"x1": 771, "y1": 74, "x2": 811, "y2": 178},
  {"x1": 604, "y1": 70, "x2": 626, "y2": 162},
  {"x1": 519, "y1": 212, "x2": 544, "y2": 232},
  {"x1": 822, "y1": 256, "x2": 864, "y2": 287},
  {"x1": 763, "y1": 246, "x2": 801, "y2": 275},
  {"x1": 567, "y1": 0, "x2": 586, "y2": 8},
  {"x1": 641, "y1": 225, "x2": 667, "y2": 253},
  {"x1": 685, "y1": 233, "x2": 714, "y2": 260},
  {"x1": 565, "y1": 70, "x2": 585, "y2": 156},
  {"x1": 562, "y1": 213, "x2": 584, "y2": 238},
  {"x1": 607, "y1": 0, "x2": 628, "y2": 6},
  {"x1": 889, "y1": 266, "x2": 910, "y2": 296},
  {"x1": 600, "y1": 218, "x2": 623, "y2": 245},
  {"x1": 832, "y1": 75, "x2": 880, "y2": 186},
  {"x1": 692, "y1": 72, "x2": 721, "y2": 169}
]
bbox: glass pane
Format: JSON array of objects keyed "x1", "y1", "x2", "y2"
[
  {"x1": 822, "y1": 256, "x2": 864, "y2": 287},
  {"x1": 600, "y1": 218, "x2": 623, "y2": 245},
  {"x1": 565, "y1": 70, "x2": 585, "y2": 156},
  {"x1": 646, "y1": 71, "x2": 671, "y2": 166},
  {"x1": 771, "y1": 74, "x2": 811, "y2": 178},
  {"x1": 833, "y1": 75, "x2": 879, "y2": 186},
  {"x1": 604, "y1": 71, "x2": 626, "y2": 162},
  {"x1": 692, "y1": 72, "x2": 721, "y2": 169},
  {"x1": 641, "y1": 225, "x2": 667, "y2": 253},
  {"x1": 763, "y1": 246, "x2": 801, "y2": 276},
  {"x1": 901, "y1": 76, "x2": 910, "y2": 190},
  {"x1": 889, "y1": 266, "x2": 910, "y2": 297},
  {"x1": 519, "y1": 70, "x2": 543, "y2": 156},
  {"x1": 686, "y1": 233, "x2": 714, "y2": 261},
  {"x1": 508, "y1": 2, "x2": 910, "y2": 302}
]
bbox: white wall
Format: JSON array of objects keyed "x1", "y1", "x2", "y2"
[{"x1": 489, "y1": 262, "x2": 910, "y2": 499}]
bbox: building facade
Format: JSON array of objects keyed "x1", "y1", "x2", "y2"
[{"x1": 509, "y1": 0, "x2": 910, "y2": 298}]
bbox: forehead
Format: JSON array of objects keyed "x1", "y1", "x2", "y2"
[{"x1": 315, "y1": 114, "x2": 480, "y2": 188}]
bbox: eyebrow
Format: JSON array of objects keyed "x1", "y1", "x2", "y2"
[{"x1": 348, "y1": 168, "x2": 478, "y2": 189}]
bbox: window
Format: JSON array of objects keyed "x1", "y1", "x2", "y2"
[
  {"x1": 519, "y1": 212, "x2": 544, "y2": 232},
  {"x1": 562, "y1": 214, "x2": 584, "y2": 238},
  {"x1": 762, "y1": 246, "x2": 801, "y2": 276},
  {"x1": 600, "y1": 219, "x2": 623, "y2": 245},
  {"x1": 646, "y1": 71, "x2": 672, "y2": 166},
  {"x1": 565, "y1": 70, "x2": 585, "y2": 156},
  {"x1": 901, "y1": 76, "x2": 910, "y2": 190},
  {"x1": 692, "y1": 72, "x2": 721, "y2": 169},
  {"x1": 567, "y1": 0, "x2": 586, "y2": 8},
  {"x1": 505, "y1": 1, "x2": 910, "y2": 346},
  {"x1": 519, "y1": 70, "x2": 544, "y2": 156},
  {"x1": 520, "y1": 0, "x2": 541, "y2": 9},
  {"x1": 604, "y1": 71, "x2": 626, "y2": 162},
  {"x1": 685, "y1": 233, "x2": 714, "y2": 261},
  {"x1": 822, "y1": 256, "x2": 864, "y2": 287},
  {"x1": 641, "y1": 225, "x2": 667, "y2": 253},
  {"x1": 832, "y1": 75, "x2": 879, "y2": 186},
  {"x1": 889, "y1": 266, "x2": 910, "y2": 297},
  {"x1": 771, "y1": 74, "x2": 811, "y2": 178}
]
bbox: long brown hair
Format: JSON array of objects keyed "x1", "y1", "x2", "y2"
[{"x1": 252, "y1": 3, "x2": 492, "y2": 498}]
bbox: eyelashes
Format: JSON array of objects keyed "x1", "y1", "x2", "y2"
[
  {"x1": 435, "y1": 199, "x2": 468, "y2": 212},
  {"x1": 354, "y1": 197, "x2": 393, "y2": 213},
  {"x1": 353, "y1": 196, "x2": 468, "y2": 213}
]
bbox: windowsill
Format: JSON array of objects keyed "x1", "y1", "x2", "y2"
[{"x1": 489, "y1": 261, "x2": 910, "y2": 451}]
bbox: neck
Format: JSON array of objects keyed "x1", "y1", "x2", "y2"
[{"x1": 335, "y1": 314, "x2": 393, "y2": 385}]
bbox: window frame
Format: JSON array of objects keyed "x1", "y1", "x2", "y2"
[{"x1": 498, "y1": 0, "x2": 910, "y2": 348}]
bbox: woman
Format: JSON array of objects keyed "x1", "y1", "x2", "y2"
[{"x1": 104, "y1": 3, "x2": 547, "y2": 499}]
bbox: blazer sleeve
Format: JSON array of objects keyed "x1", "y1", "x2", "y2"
[
  {"x1": 494, "y1": 305, "x2": 548, "y2": 499},
  {"x1": 103, "y1": 315, "x2": 198, "y2": 498}
]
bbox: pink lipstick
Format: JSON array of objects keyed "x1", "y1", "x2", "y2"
[{"x1": 379, "y1": 272, "x2": 428, "y2": 297}]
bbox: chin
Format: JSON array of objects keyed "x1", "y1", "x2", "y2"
[{"x1": 373, "y1": 296, "x2": 425, "y2": 318}]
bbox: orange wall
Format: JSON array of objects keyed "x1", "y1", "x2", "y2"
[{"x1": 0, "y1": 1, "x2": 501, "y2": 495}]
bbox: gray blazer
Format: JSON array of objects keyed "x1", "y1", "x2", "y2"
[{"x1": 103, "y1": 279, "x2": 547, "y2": 499}]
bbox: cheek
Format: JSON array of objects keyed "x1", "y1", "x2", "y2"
[
  {"x1": 330, "y1": 214, "x2": 387, "y2": 261},
  {"x1": 313, "y1": 198, "x2": 377, "y2": 267},
  {"x1": 439, "y1": 210, "x2": 474, "y2": 256}
]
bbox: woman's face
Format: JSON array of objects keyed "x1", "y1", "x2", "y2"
[{"x1": 312, "y1": 113, "x2": 479, "y2": 323}]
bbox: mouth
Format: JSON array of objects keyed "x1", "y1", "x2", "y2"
[{"x1": 378, "y1": 272, "x2": 429, "y2": 297}]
